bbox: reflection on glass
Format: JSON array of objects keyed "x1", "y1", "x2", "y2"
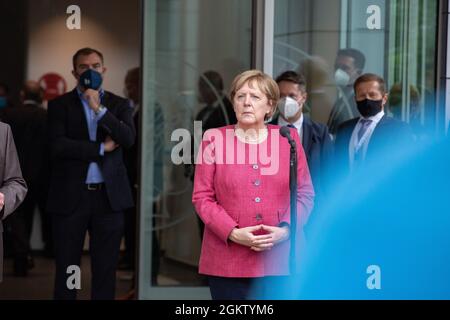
[
  {"x1": 141, "y1": 0, "x2": 252, "y2": 290},
  {"x1": 274, "y1": 0, "x2": 438, "y2": 136}
]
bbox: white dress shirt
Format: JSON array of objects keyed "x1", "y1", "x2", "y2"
[
  {"x1": 349, "y1": 110, "x2": 385, "y2": 170},
  {"x1": 277, "y1": 113, "x2": 304, "y2": 144}
]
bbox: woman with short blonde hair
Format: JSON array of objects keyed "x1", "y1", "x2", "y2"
[{"x1": 193, "y1": 69, "x2": 314, "y2": 300}]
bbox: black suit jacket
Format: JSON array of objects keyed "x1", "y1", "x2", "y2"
[
  {"x1": 270, "y1": 114, "x2": 333, "y2": 197},
  {"x1": 47, "y1": 89, "x2": 135, "y2": 215},
  {"x1": 0, "y1": 102, "x2": 48, "y2": 188},
  {"x1": 335, "y1": 115, "x2": 412, "y2": 175}
]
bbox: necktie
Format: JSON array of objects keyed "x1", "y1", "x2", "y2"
[
  {"x1": 287, "y1": 124, "x2": 303, "y2": 144},
  {"x1": 357, "y1": 119, "x2": 372, "y2": 142}
]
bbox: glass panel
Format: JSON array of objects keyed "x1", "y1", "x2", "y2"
[
  {"x1": 139, "y1": 0, "x2": 252, "y2": 298},
  {"x1": 273, "y1": 0, "x2": 439, "y2": 141},
  {"x1": 387, "y1": 0, "x2": 438, "y2": 140}
]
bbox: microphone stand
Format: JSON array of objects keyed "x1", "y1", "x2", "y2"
[{"x1": 288, "y1": 138, "x2": 297, "y2": 276}]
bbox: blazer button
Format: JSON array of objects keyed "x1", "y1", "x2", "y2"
[
  {"x1": 254, "y1": 179, "x2": 261, "y2": 186},
  {"x1": 255, "y1": 197, "x2": 261, "y2": 203},
  {"x1": 252, "y1": 164, "x2": 259, "y2": 170},
  {"x1": 255, "y1": 213, "x2": 262, "y2": 221}
]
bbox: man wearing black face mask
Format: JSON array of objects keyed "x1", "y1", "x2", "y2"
[
  {"x1": 47, "y1": 47, "x2": 135, "y2": 300},
  {"x1": 335, "y1": 73, "x2": 411, "y2": 175}
]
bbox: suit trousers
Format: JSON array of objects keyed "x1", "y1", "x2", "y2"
[
  {"x1": 208, "y1": 275, "x2": 290, "y2": 300},
  {"x1": 0, "y1": 227, "x2": 3, "y2": 283},
  {"x1": 5, "y1": 184, "x2": 47, "y2": 271},
  {"x1": 53, "y1": 185, "x2": 124, "y2": 300}
]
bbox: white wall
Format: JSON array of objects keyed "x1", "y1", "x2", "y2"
[{"x1": 27, "y1": 0, "x2": 141, "y2": 97}]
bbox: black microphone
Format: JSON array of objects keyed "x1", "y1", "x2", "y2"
[
  {"x1": 280, "y1": 126, "x2": 296, "y2": 148},
  {"x1": 279, "y1": 126, "x2": 291, "y2": 139},
  {"x1": 279, "y1": 125, "x2": 298, "y2": 275}
]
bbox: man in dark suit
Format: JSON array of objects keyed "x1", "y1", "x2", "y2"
[
  {"x1": 271, "y1": 71, "x2": 333, "y2": 200},
  {"x1": 47, "y1": 47, "x2": 135, "y2": 300},
  {"x1": 0, "y1": 81, "x2": 49, "y2": 276},
  {"x1": 335, "y1": 73, "x2": 411, "y2": 176}
]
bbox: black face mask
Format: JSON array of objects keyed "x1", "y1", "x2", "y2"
[{"x1": 356, "y1": 98, "x2": 383, "y2": 118}]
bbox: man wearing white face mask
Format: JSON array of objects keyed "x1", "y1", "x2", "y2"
[
  {"x1": 327, "y1": 48, "x2": 365, "y2": 136},
  {"x1": 270, "y1": 71, "x2": 333, "y2": 203}
]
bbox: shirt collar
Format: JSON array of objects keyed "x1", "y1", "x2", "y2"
[
  {"x1": 278, "y1": 112, "x2": 304, "y2": 129},
  {"x1": 359, "y1": 110, "x2": 385, "y2": 123}
]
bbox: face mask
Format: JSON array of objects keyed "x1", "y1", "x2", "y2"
[
  {"x1": 334, "y1": 68, "x2": 350, "y2": 87},
  {"x1": 0, "y1": 96, "x2": 7, "y2": 109},
  {"x1": 277, "y1": 96, "x2": 301, "y2": 119},
  {"x1": 357, "y1": 98, "x2": 383, "y2": 118},
  {"x1": 79, "y1": 69, "x2": 103, "y2": 90}
]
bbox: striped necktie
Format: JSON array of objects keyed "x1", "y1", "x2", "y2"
[{"x1": 357, "y1": 119, "x2": 372, "y2": 142}]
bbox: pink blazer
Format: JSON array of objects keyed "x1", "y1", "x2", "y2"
[{"x1": 192, "y1": 124, "x2": 315, "y2": 277}]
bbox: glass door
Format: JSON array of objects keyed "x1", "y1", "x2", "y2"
[
  {"x1": 273, "y1": 0, "x2": 439, "y2": 140},
  {"x1": 138, "y1": 0, "x2": 253, "y2": 299}
]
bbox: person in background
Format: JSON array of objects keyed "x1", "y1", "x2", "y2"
[
  {"x1": 1, "y1": 81, "x2": 50, "y2": 276},
  {"x1": 388, "y1": 83, "x2": 428, "y2": 142},
  {"x1": 298, "y1": 56, "x2": 333, "y2": 124},
  {"x1": 0, "y1": 83, "x2": 12, "y2": 112},
  {"x1": 0, "y1": 120, "x2": 28, "y2": 283},
  {"x1": 118, "y1": 67, "x2": 163, "y2": 300},
  {"x1": 196, "y1": 70, "x2": 237, "y2": 134},
  {"x1": 189, "y1": 70, "x2": 237, "y2": 239},
  {"x1": 47, "y1": 47, "x2": 135, "y2": 300},
  {"x1": 335, "y1": 73, "x2": 411, "y2": 176},
  {"x1": 327, "y1": 48, "x2": 366, "y2": 136},
  {"x1": 271, "y1": 70, "x2": 332, "y2": 202}
]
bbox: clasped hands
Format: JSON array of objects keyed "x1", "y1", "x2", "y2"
[{"x1": 228, "y1": 225, "x2": 290, "y2": 252}]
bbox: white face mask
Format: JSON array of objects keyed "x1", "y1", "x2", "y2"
[
  {"x1": 277, "y1": 96, "x2": 301, "y2": 119},
  {"x1": 334, "y1": 68, "x2": 350, "y2": 86}
]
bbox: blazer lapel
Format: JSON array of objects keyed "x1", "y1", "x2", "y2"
[
  {"x1": 96, "y1": 91, "x2": 111, "y2": 141},
  {"x1": 302, "y1": 116, "x2": 313, "y2": 157},
  {"x1": 68, "y1": 89, "x2": 90, "y2": 140}
]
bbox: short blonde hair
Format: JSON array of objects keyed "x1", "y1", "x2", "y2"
[{"x1": 229, "y1": 70, "x2": 280, "y2": 119}]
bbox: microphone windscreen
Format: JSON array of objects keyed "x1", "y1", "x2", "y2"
[{"x1": 280, "y1": 126, "x2": 291, "y2": 138}]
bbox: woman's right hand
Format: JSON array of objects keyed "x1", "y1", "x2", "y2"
[{"x1": 228, "y1": 226, "x2": 274, "y2": 250}]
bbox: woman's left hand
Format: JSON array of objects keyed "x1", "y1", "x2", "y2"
[{"x1": 250, "y1": 225, "x2": 290, "y2": 252}]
